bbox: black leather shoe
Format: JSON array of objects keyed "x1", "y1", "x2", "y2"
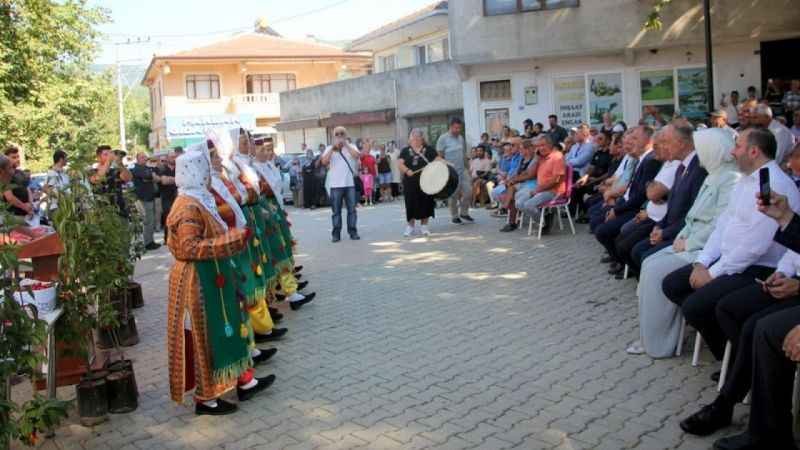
[
  {"x1": 711, "y1": 370, "x2": 721, "y2": 382},
  {"x1": 295, "y1": 273, "x2": 303, "y2": 280},
  {"x1": 275, "y1": 293, "x2": 286, "y2": 302},
  {"x1": 713, "y1": 432, "x2": 796, "y2": 450},
  {"x1": 350, "y1": 234, "x2": 361, "y2": 240},
  {"x1": 608, "y1": 263, "x2": 623, "y2": 274},
  {"x1": 238, "y1": 375, "x2": 275, "y2": 402},
  {"x1": 680, "y1": 403, "x2": 732, "y2": 436},
  {"x1": 254, "y1": 328, "x2": 287, "y2": 343},
  {"x1": 297, "y1": 281, "x2": 309, "y2": 290},
  {"x1": 614, "y1": 271, "x2": 626, "y2": 280},
  {"x1": 460, "y1": 215, "x2": 475, "y2": 223},
  {"x1": 293, "y1": 265, "x2": 303, "y2": 273},
  {"x1": 332, "y1": 235, "x2": 340, "y2": 243},
  {"x1": 145, "y1": 242, "x2": 161, "y2": 251},
  {"x1": 601, "y1": 255, "x2": 615, "y2": 263},
  {"x1": 452, "y1": 217, "x2": 463, "y2": 224},
  {"x1": 576, "y1": 217, "x2": 590, "y2": 224},
  {"x1": 289, "y1": 292, "x2": 316, "y2": 311},
  {"x1": 268, "y1": 307, "x2": 283, "y2": 323},
  {"x1": 500, "y1": 223, "x2": 518, "y2": 232},
  {"x1": 252, "y1": 348, "x2": 277, "y2": 366},
  {"x1": 195, "y1": 399, "x2": 237, "y2": 416}
]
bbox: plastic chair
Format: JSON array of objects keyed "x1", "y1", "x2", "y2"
[
  {"x1": 531, "y1": 165, "x2": 576, "y2": 239},
  {"x1": 675, "y1": 318, "x2": 704, "y2": 367}
]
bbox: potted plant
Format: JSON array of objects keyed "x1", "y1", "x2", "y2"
[{"x1": 0, "y1": 210, "x2": 69, "y2": 448}]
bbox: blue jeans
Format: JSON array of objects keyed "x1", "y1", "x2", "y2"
[{"x1": 330, "y1": 186, "x2": 357, "y2": 238}]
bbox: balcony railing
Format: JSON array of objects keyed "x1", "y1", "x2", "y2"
[{"x1": 233, "y1": 92, "x2": 280, "y2": 105}]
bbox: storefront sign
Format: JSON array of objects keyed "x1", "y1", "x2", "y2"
[
  {"x1": 554, "y1": 76, "x2": 586, "y2": 128},
  {"x1": 588, "y1": 73, "x2": 623, "y2": 128},
  {"x1": 165, "y1": 114, "x2": 256, "y2": 142}
]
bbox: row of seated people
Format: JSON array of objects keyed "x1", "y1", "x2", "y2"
[{"x1": 584, "y1": 119, "x2": 800, "y2": 450}]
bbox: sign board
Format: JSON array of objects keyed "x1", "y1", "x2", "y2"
[
  {"x1": 588, "y1": 73, "x2": 623, "y2": 128},
  {"x1": 524, "y1": 86, "x2": 538, "y2": 105},
  {"x1": 165, "y1": 114, "x2": 256, "y2": 143},
  {"x1": 554, "y1": 76, "x2": 586, "y2": 128}
]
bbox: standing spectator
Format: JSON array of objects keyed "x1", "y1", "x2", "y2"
[
  {"x1": 43, "y1": 149, "x2": 70, "y2": 218},
  {"x1": 436, "y1": 117, "x2": 474, "y2": 224},
  {"x1": 157, "y1": 150, "x2": 178, "y2": 245},
  {"x1": 565, "y1": 124, "x2": 596, "y2": 177},
  {"x1": 709, "y1": 109, "x2": 738, "y2": 139},
  {"x1": 90, "y1": 146, "x2": 132, "y2": 217},
  {"x1": 131, "y1": 152, "x2": 161, "y2": 251},
  {"x1": 600, "y1": 113, "x2": 615, "y2": 135},
  {"x1": 359, "y1": 149, "x2": 376, "y2": 206},
  {"x1": 302, "y1": 147, "x2": 318, "y2": 209},
  {"x1": 2, "y1": 145, "x2": 32, "y2": 218},
  {"x1": 547, "y1": 114, "x2": 568, "y2": 145},
  {"x1": 388, "y1": 141, "x2": 402, "y2": 199},
  {"x1": 720, "y1": 90, "x2": 740, "y2": 128},
  {"x1": 522, "y1": 119, "x2": 535, "y2": 139},
  {"x1": 321, "y1": 126, "x2": 360, "y2": 242},
  {"x1": 376, "y1": 146, "x2": 393, "y2": 202},
  {"x1": 289, "y1": 157, "x2": 302, "y2": 207},
  {"x1": 746, "y1": 85, "x2": 758, "y2": 102},
  {"x1": 751, "y1": 104, "x2": 796, "y2": 164},
  {"x1": 782, "y1": 79, "x2": 800, "y2": 127}
]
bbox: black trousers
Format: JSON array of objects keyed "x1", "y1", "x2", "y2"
[
  {"x1": 570, "y1": 183, "x2": 597, "y2": 216},
  {"x1": 614, "y1": 219, "x2": 654, "y2": 268},
  {"x1": 715, "y1": 283, "x2": 800, "y2": 405},
  {"x1": 161, "y1": 197, "x2": 175, "y2": 243},
  {"x1": 748, "y1": 306, "x2": 800, "y2": 446},
  {"x1": 628, "y1": 239, "x2": 671, "y2": 275},
  {"x1": 662, "y1": 264, "x2": 774, "y2": 360},
  {"x1": 594, "y1": 211, "x2": 637, "y2": 262}
]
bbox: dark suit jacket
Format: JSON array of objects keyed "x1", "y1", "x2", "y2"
[
  {"x1": 775, "y1": 214, "x2": 800, "y2": 254},
  {"x1": 656, "y1": 154, "x2": 708, "y2": 241},
  {"x1": 613, "y1": 151, "x2": 663, "y2": 216}
]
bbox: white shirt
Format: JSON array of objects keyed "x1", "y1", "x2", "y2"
[
  {"x1": 770, "y1": 119, "x2": 796, "y2": 165},
  {"x1": 723, "y1": 104, "x2": 738, "y2": 124},
  {"x1": 324, "y1": 145, "x2": 359, "y2": 189},
  {"x1": 613, "y1": 154, "x2": 632, "y2": 179},
  {"x1": 776, "y1": 249, "x2": 800, "y2": 278},
  {"x1": 696, "y1": 160, "x2": 800, "y2": 278},
  {"x1": 44, "y1": 168, "x2": 70, "y2": 210},
  {"x1": 624, "y1": 149, "x2": 653, "y2": 201},
  {"x1": 646, "y1": 160, "x2": 680, "y2": 222}
]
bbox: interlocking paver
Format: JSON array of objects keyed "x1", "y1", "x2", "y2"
[{"x1": 10, "y1": 203, "x2": 730, "y2": 449}]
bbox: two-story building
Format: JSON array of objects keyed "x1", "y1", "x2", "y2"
[
  {"x1": 450, "y1": 0, "x2": 800, "y2": 143},
  {"x1": 277, "y1": 1, "x2": 463, "y2": 150},
  {"x1": 141, "y1": 21, "x2": 371, "y2": 152}
]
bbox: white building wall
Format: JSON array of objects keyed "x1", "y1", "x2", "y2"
[
  {"x1": 373, "y1": 31, "x2": 450, "y2": 72},
  {"x1": 461, "y1": 41, "x2": 760, "y2": 145}
]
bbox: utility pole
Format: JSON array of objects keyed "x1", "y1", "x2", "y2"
[
  {"x1": 703, "y1": 0, "x2": 715, "y2": 116},
  {"x1": 116, "y1": 43, "x2": 127, "y2": 153}
]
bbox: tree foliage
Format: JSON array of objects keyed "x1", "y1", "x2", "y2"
[
  {"x1": 643, "y1": 0, "x2": 674, "y2": 31},
  {"x1": 0, "y1": 1, "x2": 151, "y2": 173}
]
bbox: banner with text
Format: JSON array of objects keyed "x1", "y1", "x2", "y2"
[{"x1": 554, "y1": 76, "x2": 586, "y2": 129}]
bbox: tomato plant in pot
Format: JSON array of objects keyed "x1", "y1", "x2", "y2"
[
  {"x1": 0, "y1": 208, "x2": 69, "y2": 448},
  {"x1": 51, "y1": 167, "x2": 142, "y2": 425}
]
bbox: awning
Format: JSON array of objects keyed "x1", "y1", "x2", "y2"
[
  {"x1": 275, "y1": 117, "x2": 322, "y2": 132},
  {"x1": 251, "y1": 126, "x2": 278, "y2": 135},
  {"x1": 321, "y1": 109, "x2": 395, "y2": 128}
]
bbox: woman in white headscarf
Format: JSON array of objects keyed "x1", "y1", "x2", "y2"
[
  {"x1": 631, "y1": 128, "x2": 741, "y2": 358},
  {"x1": 165, "y1": 142, "x2": 272, "y2": 416}
]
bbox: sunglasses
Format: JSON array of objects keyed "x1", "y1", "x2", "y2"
[{"x1": 335, "y1": 132, "x2": 346, "y2": 137}]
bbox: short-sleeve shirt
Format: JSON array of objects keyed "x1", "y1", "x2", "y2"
[
  {"x1": 436, "y1": 133, "x2": 467, "y2": 175},
  {"x1": 536, "y1": 151, "x2": 567, "y2": 196},
  {"x1": 646, "y1": 160, "x2": 680, "y2": 222},
  {"x1": 324, "y1": 145, "x2": 359, "y2": 189},
  {"x1": 399, "y1": 146, "x2": 438, "y2": 174}
]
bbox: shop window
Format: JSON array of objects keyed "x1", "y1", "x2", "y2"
[{"x1": 480, "y1": 80, "x2": 512, "y2": 102}]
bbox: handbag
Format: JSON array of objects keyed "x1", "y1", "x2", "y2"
[{"x1": 338, "y1": 150, "x2": 364, "y2": 196}]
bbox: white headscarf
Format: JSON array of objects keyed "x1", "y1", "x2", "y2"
[
  {"x1": 206, "y1": 128, "x2": 248, "y2": 198},
  {"x1": 253, "y1": 158, "x2": 284, "y2": 206},
  {"x1": 231, "y1": 129, "x2": 261, "y2": 188},
  {"x1": 693, "y1": 128, "x2": 735, "y2": 174},
  {"x1": 176, "y1": 142, "x2": 227, "y2": 229},
  {"x1": 210, "y1": 170, "x2": 247, "y2": 228}
]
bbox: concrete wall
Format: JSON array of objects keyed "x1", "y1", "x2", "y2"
[
  {"x1": 450, "y1": 0, "x2": 800, "y2": 63},
  {"x1": 461, "y1": 41, "x2": 760, "y2": 145},
  {"x1": 280, "y1": 60, "x2": 463, "y2": 122},
  {"x1": 373, "y1": 30, "x2": 450, "y2": 72}
]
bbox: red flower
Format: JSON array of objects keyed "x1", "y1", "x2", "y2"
[
  {"x1": 243, "y1": 227, "x2": 253, "y2": 240},
  {"x1": 215, "y1": 274, "x2": 225, "y2": 288}
]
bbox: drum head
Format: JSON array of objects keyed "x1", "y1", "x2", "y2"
[{"x1": 420, "y1": 161, "x2": 449, "y2": 195}]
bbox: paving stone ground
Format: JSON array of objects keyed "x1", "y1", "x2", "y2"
[{"x1": 14, "y1": 202, "x2": 745, "y2": 450}]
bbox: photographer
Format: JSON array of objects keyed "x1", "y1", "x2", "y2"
[
  {"x1": 321, "y1": 126, "x2": 361, "y2": 242},
  {"x1": 90, "y1": 146, "x2": 132, "y2": 217}
]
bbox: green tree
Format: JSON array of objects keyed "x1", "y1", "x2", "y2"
[{"x1": 643, "y1": 0, "x2": 674, "y2": 31}]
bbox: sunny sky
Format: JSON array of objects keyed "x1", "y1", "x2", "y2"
[{"x1": 92, "y1": 0, "x2": 436, "y2": 65}]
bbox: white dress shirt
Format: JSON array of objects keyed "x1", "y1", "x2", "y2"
[
  {"x1": 696, "y1": 160, "x2": 800, "y2": 278},
  {"x1": 776, "y1": 249, "x2": 800, "y2": 278},
  {"x1": 770, "y1": 119, "x2": 796, "y2": 165},
  {"x1": 624, "y1": 149, "x2": 653, "y2": 202},
  {"x1": 646, "y1": 160, "x2": 680, "y2": 222}
]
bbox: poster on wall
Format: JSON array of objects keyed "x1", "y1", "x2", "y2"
[
  {"x1": 678, "y1": 67, "x2": 709, "y2": 124},
  {"x1": 640, "y1": 70, "x2": 675, "y2": 128},
  {"x1": 588, "y1": 73, "x2": 623, "y2": 128},
  {"x1": 484, "y1": 108, "x2": 509, "y2": 139},
  {"x1": 554, "y1": 76, "x2": 586, "y2": 128}
]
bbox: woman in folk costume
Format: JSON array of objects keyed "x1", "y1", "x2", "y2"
[
  {"x1": 246, "y1": 134, "x2": 316, "y2": 311},
  {"x1": 207, "y1": 128, "x2": 288, "y2": 339},
  {"x1": 208, "y1": 143, "x2": 281, "y2": 365},
  {"x1": 165, "y1": 143, "x2": 273, "y2": 416}
]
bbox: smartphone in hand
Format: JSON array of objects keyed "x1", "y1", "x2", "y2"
[{"x1": 759, "y1": 167, "x2": 771, "y2": 206}]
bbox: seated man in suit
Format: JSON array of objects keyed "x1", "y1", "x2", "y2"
[
  {"x1": 594, "y1": 126, "x2": 663, "y2": 269},
  {"x1": 609, "y1": 126, "x2": 681, "y2": 278},
  {"x1": 588, "y1": 130, "x2": 638, "y2": 232},
  {"x1": 622, "y1": 124, "x2": 708, "y2": 277},
  {"x1": 662, "y1": 127, "x2": 800, "y2": 369}
]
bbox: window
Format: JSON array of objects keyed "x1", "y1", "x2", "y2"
[
  {"x1": 416, "y1": 39, "x2": 450, "y2": 65},
  {"x1": 480, "y1": 80, "x2": 512, "y2": 101},
  {"x1": 186, "y1": 74, "x2": 220, "y2": 100},
  {"x1": 380, "y1": 54, "x2": 396, "y2": 72},
  {"x1": 416, "y1": 46, "x2": 427, "y2": 65},
  {"x1": 246, "y1": 74, "x2": 297, "y2": 94},
  {"x1": 484, "y1": 0, "x2": 578, "y2": 15},
  {"x1": 484, "y1": 109, "x2": 510, "y2": 139}
]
